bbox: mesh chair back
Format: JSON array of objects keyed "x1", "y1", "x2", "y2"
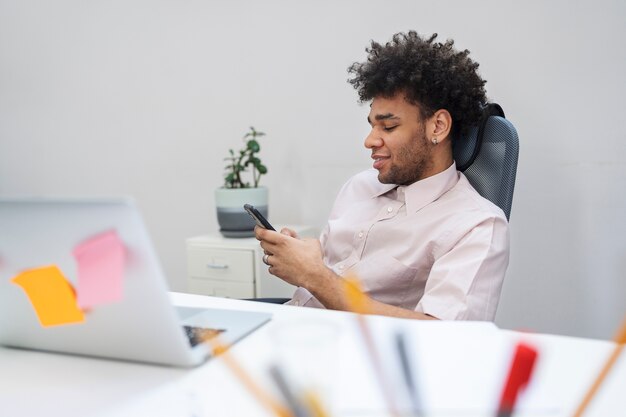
[{"x1": 453, "y1": 106, "x2": 519, "y2": 220}]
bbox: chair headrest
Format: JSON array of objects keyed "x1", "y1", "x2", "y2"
[{"x1": 453, "y1": 103, "x2": 506, "y2": 171}]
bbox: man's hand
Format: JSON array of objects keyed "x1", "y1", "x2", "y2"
[
  {"x1": 254, "y1": 226, "x2": 438, "y2": 320},
  {"x1": 254, "y1": 226, "x2": 329, "y2": 289}
]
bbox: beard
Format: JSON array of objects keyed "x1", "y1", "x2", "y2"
[{"x1": 377, "y1": 131, "x2": 434, "y2": 186}]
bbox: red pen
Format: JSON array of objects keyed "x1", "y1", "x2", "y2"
[{"x1": 496, "y1": 342, "x2": 539, "y2": 417}]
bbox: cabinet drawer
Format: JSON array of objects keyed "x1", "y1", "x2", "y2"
[
  {"x1": 189, "y1": 278, "x2": 255, "y2": 299},
  {"x1": 187, "y1": 247, "x2": 254, "y2": 283}
]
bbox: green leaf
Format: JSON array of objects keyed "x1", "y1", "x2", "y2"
[
  {"x1": 247, "y1": 140, "x2": 260, "y2": 152},
  {"x1": 223, "y1": 127, "x2": 267, "y2": 188}
]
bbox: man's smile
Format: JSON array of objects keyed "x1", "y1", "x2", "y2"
[{"x1": 372, "y1": 153, "x2": 390, "y2": 170}]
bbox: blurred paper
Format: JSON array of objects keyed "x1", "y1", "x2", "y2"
[
  {"x1": 11, "y1": 265, "x2": 85, "y2": 327},
  {"x1": 73, "y1": 230, "x2": 125, "y2": 309}
]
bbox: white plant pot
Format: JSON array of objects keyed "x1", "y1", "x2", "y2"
[{"x1": 215, "y1": 187, "x2": 268, "y2": 238}]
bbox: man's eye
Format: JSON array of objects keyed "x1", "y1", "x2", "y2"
[{"x1": 383, "y1": 125, "x2": 398, "y2": 132}]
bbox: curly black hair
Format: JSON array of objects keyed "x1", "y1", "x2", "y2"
[{"x1": 348, "y1": 31, "x2": 487, "y2": 138}]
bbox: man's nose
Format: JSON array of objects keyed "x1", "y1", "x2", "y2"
[{"x1": 364, "y1": 129, "x2": 382, "y2": 149}]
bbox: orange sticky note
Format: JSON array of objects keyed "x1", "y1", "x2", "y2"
[
  {"x1": 12, "y1": 265, "x2": 85, "y2": 327},
  {"x1": 73, "y1": 230, "x2": 125, "y2": 309}
]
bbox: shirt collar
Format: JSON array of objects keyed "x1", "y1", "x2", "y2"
[{"x1": 372, "y1": 162, "x2": 459, "y2": 213}]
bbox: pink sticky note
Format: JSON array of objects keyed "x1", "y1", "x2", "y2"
[{"x1": 73, "y1": 230, "x2": 125, "y2": 309}]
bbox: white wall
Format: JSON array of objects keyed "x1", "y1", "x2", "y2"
[{"x1": 1, "y1": 0, "x2": 624, "y2": 339}]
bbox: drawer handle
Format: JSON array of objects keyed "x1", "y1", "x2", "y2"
[{"x1": 206, "y1": 263, "x2": 229, "y2": 270}]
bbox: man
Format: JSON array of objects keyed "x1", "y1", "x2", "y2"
[{"x1": 256, "y1": 31, "x2": 509, "y2": 321}]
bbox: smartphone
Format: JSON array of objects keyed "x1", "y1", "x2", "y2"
[{"x1": 243, "y1": 204, "x2": 276, "y2": 231}]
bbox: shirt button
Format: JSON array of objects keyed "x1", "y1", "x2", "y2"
[
  {"x1": 387, "y1": 206, "x2": 393, "y2": 213},
  {"x1": 338, "y1": 264, "x2": 344, "y2": 270},
  {"x1": 293, "y1": 300, "x2": 300, "y2": 306},
  {"x1": 358, "y1": 231, "x2": 364, "y2": 238}
]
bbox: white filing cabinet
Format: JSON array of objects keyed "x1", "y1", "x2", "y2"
[{"x1": 186, "y1": 225, "x2": 317, "y2": 299}]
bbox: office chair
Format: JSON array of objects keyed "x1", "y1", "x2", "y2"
[
  {"x1": 251, "y1": 104, "x2": 519, "y2": 304},
  {"x1": 453, "y1": 103, "x2": 519, "y2": 220}
]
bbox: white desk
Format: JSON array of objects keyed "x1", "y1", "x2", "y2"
[{"x1": 0, "y1": 292, "x2": 624, "y2": 417}]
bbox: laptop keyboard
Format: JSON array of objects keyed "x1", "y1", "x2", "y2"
[{"x1": 183, "y1": 325, "x2": 225, "y2": 347}]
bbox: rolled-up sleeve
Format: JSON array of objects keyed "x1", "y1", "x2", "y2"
[{"x1": 415, "y1": 214, "x2": 510, "y2": 321}]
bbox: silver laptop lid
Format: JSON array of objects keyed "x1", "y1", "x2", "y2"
[{"x1": 0, "y1": 198, "x2": 204, "y2": 366}]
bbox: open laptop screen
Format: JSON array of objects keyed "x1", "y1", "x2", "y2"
[{"x1": 0, "y1": 198, "x2": 270, "y2": 367}]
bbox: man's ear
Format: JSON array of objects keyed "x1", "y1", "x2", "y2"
[{"x1": 427, "y1": 109, "x2": 453, "y2": 143}]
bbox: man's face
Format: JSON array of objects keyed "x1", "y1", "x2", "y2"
[{"x1": 365, "y1": 93, "x2": 433, "y2": 185}]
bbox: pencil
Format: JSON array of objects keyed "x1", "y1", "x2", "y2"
[
  {"x1": 343, "y1": 274, "x2": 400, "y2": 417},
  {"x1": 395, "y1": 331, "x2": 424, "y2": 417},
  {"x1": 302, "y1": 390, "x2": 330, "y2": 417},
  {"x1": 206, "y1": 336, "x2": 294, "y2": 417},
  {"x1": 268, "y1": 364, "x2": 310, "y2": 417},
  {"x1": 572, "y1": 315, "x2": 626, "y2": 417}
]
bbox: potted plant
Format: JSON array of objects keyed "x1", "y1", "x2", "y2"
[{"x1": 215, "y1": 127, "x2": 269, "y2": 237}]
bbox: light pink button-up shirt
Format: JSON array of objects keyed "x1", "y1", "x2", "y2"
[{"x1": 288, "y1": 162, "x2": 509, "y2": 321}]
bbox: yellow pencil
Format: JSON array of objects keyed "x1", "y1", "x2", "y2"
[
  {"x1": 343, "y1": 274, "x2": 401, "y2": 417},
  {"x1": 572, "y1": 315, "x2": 626, "y2": 417},
  {"x1": 302, "y1": 390, "x2": 330, "y2": 417},
  {"x1": 206, "y1": 336, "x2": 293, "y2": 417}
]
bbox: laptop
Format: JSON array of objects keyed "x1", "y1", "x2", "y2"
[{"x1": 0, "y1": 198, "x2": 271, "y2": 367}]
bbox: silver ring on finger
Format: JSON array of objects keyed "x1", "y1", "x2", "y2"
[{"x1": 262, "y1": 253, "x2": 271, "y2": 266}]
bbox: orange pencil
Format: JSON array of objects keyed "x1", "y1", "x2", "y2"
[
  {"x1": 205, "y1": 336, "x2": 293, "y2": 417},
  {"x1": 343, "y1": 275, "x2": 400, "y2": 417},
  {"x1": 572, "y1": 315, "x2": 626, "y2": 417}
]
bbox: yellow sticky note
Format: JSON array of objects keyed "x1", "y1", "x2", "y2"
[{"x1": 12, "y1": 265, "x2": 85, "y2": 327}]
